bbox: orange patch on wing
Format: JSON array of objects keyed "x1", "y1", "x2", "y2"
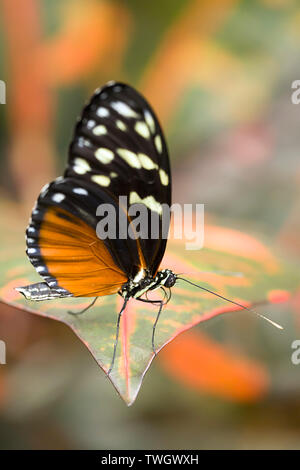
[{"x1": 38, "y1": 207, "x2": 127, "y2": 297}]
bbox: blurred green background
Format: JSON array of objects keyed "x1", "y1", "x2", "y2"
[{"x1": 0, "y1": 0, "x2": 300, "y2": 449}]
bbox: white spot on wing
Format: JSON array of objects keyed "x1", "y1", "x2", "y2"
[
  {"x1": 117, "y1": 149, "x2": 141, "y2": 168},
  {"x1": 87, "y1": 119, "x2": 96, "y2": 129},
  {"x1": 129, "y1": 191, "x2": 162, "y2": 214},
  {"x1": 73, "y1": 188, "x2": 88, "y2": 196},
  {"x1": 91, "y1": 175, "x2": 111, "y2": 187},
  {"x1": 96, "y1": 107, "x2": 109, "y2": 117},
  {"x1": 116, "y1": 120, "x2": 127, "y2": 131},
  {"x1": 52, "y1": 193, "x2": 65, "y2": 203},
  {"x1": 135, "y1": 121, "x2": 150, "y2": 139},
  {"x1": 95, "y1": 148, "x2": 114, "y2": 164},
  {"x1": 78, "y1": 137, "x2": 91, "y2": 148},
  {"x1": 73, "y1": 158, "x2": 91, "y2": 175},
  {"x1": 139, "y1": 153, "x2": 158, "y2": 170},
  {"x1": 144, "y1": 110, "x2": 155, "y2": 134},
  {"x1": 154, "y1": 135, "x2": 162, "y2": 153},
  {"x1": 159, "y1": 168, "x2": 169, "y2": 186},
  {"x1": 93, "y1": 125, "x2": 107, "y2": 136},
  {"x1": 111, "y1": 101, "x2": 139, "y2": 118}
]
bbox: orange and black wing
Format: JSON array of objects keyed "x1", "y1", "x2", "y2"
[{"x1": 18, "y1": 82, "x2": 171, "y2": 300}]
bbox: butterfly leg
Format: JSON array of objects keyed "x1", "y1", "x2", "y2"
[
  {"x1": 151, "y1": 300, "x2": 164, "y2": 356},
  {"x1": 136, "y1": 295, "x2": 165, "y2": 356},
  {"x1": 68, "y1": 296, "x2": 98, "y2": 315},
  {"x1": 107, "y1": 298, "x2": 128, "y2": 375}
]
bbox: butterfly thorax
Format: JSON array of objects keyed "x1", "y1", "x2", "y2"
[{"x1": 121, "y1": 269, "x2": 176, "y2": 300}]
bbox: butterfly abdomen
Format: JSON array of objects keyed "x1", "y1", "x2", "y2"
[{"x1": 15, "y1": 282, "x2": 72, "y2": 301}]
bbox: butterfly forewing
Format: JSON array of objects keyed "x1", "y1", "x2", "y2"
[{"x1": 25, "y1": 82, "x2": 171, "y2": 297}]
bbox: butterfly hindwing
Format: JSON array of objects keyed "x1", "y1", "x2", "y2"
[{"x1": 25, "y1": 188, "x2": 127, "y2": 297}]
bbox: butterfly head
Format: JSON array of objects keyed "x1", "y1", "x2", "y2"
[
  {"x1": 121, "y1": 268, "x2": 177, "y2": 300},
  {"x1": 156, "y1": 269, "x2": 177, "y2": 288}
]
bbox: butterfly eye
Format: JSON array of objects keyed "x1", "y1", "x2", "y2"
[{"x1": 164, "y1": 273, "x2": 177, "y2": 288}]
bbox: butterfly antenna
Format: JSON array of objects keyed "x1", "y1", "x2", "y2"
[
  {"x1": 68, "y1": 296, "x2": 98, "y2": 315},
  {"x1": 177, "y1": 277, "x2": 283, "y2": 330}
]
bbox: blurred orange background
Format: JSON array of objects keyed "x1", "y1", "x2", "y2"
[{"x1": 1, "y1": 0, "x2": 300, "y2": 449}]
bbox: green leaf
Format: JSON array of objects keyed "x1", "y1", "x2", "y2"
[{"x1": 1, "y1": 202, "x2": 299, "y2": 405}]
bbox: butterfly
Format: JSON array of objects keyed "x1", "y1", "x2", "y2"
[
  {"x1": 16, "y1": 81, "x2": 179, "y2": 372},
  {"x1": 16, "y1": 81, "x2": 281, "y2": 373}
]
